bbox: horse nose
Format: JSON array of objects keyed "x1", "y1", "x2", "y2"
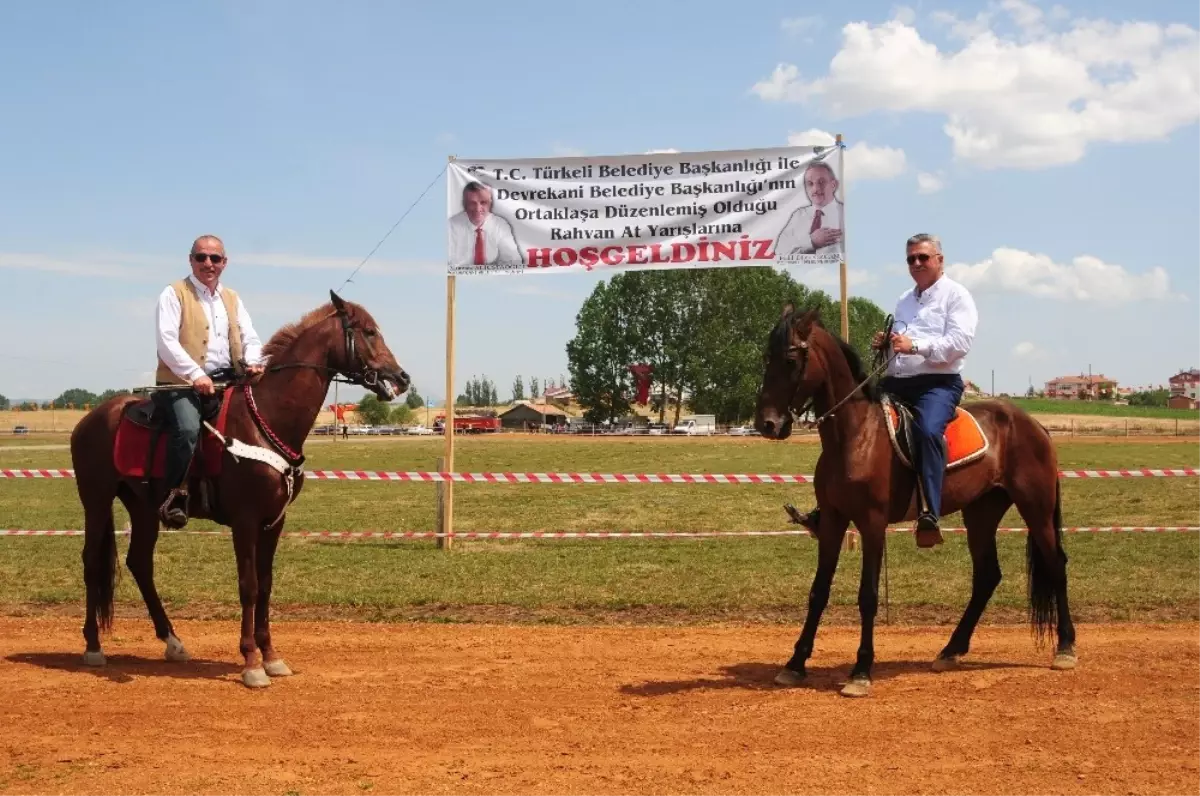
[
  {"x1": 759, "y1": 419, "x2": 775, "y2": 437},
  {"x1": 396, "y1": 369, "x2": 411, "y2": 390}
]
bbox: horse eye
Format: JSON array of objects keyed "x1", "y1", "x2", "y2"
[{"x1": 365, "y1": 329, "x2": 377, "y2": 337}]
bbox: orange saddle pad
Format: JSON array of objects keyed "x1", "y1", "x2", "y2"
[{"x1": 884, "y1": 402, "x2": 988, "y2": 470}]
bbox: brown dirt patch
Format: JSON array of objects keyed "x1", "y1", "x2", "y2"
[{"x1": 0, "y1": 618, "x2": 1196, "y2": 795}]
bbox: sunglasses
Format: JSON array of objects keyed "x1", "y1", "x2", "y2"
[
  {"x1": 906, "y1": 253, "x2": 935, "y2": 265},
  {"x1": 191, "y1": 253, "x2": 226, "y2": 264}
]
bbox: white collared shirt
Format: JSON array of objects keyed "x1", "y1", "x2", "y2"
[
  {"x1": 774, "y1": 200, "x2": 844, "y2": 256},
  {"x1": 448, "y1": 211, "x2": 524, "y2": 267},
  {"x1": 887, "y1": 274, "x2": 978, "y2": 378},
  {"x1": 155, "y1": 274, "x2": 264, "y2": 382}
]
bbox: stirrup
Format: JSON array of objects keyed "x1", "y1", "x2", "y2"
[
  {"x1": 915, "y1": 513, "x2": 943, "y2": 548},
  {"x1": 784, "y1": 504, "x2": 820, "y2": 534},
  {"x1": 159, "y1": 488, "x2": 189, "y2": 529}
]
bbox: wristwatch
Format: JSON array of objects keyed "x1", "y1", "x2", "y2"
[{"x1": 911, "y1": 341, "x2": 919, "y2": 353}]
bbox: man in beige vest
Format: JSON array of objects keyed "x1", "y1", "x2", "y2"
[{"x1": 154, "y1": 235, "x2": 264, "y2": 527}]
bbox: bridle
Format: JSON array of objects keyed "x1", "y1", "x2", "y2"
[
  {"x1": 781, "y1": 314, "x2": 898, "y2": 428},
  {"x1": 265, "y1": 305, "x2": 384, "y2": 389}
]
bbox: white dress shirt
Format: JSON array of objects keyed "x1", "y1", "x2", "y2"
[
  {"x1": 156, "y1": 274, "x2": 264, "y2": 382},
  {"x1": 774, "y1": 200, "x2": 844, "y2": 257},
  {"x1": 886, "y1": 274, "x2": 978, "y2": 378},
  {"x1": 448, "y1": 211, "x2": 523, "y2": 267}
]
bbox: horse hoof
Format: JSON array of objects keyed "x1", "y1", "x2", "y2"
[
  {"x1": 1051, "y1": 652, "x2": 1078, "y2": 671},
  {"x1": 932, "y1": 655, "x2": 961, "y2": 672},
  {"x1": 264, "y1": 659, "x2": 293, "y2": 677},
  {"x1": 81, "y1": 650, "x2": 106, "y2": 667},
  {"x1": 164, "y1": 635, "x2": 191, "y2": 662},
  {"x1": 840, "y1": 677, "x2": 872, "y2": 698},
  {"x1": 241, "y1": 668, "x2": 272, "y2": 688},
  {"x1": 773, "y1": 667, "x2": 806, "y2": 687}
]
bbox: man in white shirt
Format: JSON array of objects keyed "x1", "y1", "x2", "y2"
[
  {"x1": 448, "y1": 182, "x2": 524, "y2": 270},
  {"x1": 788, "y1": 233, "x2": 978, "y2": 548},
  {"x1": 773, "y1": 161, "x2": 844, "y2": 260},
  {"x1": 153, "y1": 235, "x2": 265, "y2": 527}
]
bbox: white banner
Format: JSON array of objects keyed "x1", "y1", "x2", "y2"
[{"x1": 446, "y1": 144, "x2": 844, "y2": 276}]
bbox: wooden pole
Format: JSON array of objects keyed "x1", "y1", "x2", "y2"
[
  {"x1": 442, "y1": 155, "x2": 457, "y2": 550},
  {"x1": 836, "y1": 133, "x2": 856, "y2": 552}
]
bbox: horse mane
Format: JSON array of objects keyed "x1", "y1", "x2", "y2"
[
  {"x1": 261, "y1": 302, "x2": 337, "y2": 360},
  {"x1": 775, "y1": 308, "x2": 881, "y2": 402}
]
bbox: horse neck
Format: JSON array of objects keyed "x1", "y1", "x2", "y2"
[
  {"x1": 810, "y1": 330, "x2": 876, "y2": 451},
  {"x1": 248, "y1": 338, "x2": 335, "y2": 456}
]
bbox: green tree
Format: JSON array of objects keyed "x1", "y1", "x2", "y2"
[
  {"x1": 512, "y1": 376, "x2": 525, "y2": 402},
  {"x1": 52, "y1": 388, "x2": 100, "y2": 409},
  {"x1": 0, "y1": 394, "x2": 8, "y2": 410},
  {"x1": 390, "y1": 404, "x2": 414, "y2": 424},
  {"x1": 530, "y1": 377, "x2": 540, "y2": 399},
  {"x1": 355, "y1": 394, "x2": 392, "y2": 426},
  {"x1": 404, "y1": 387, "x2": 423, "y2": 410},
  {"x1": 98, "y1": 388, "x2": 131, "y2": 402},
  {"x1": 1128, "y1": 388, "x2": 1169, "y2": 407},
  {"x1": 566, "y1": 268, "x2": 888, "y2": 425}
]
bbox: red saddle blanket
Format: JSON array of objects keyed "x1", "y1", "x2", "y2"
[
  {"x1": 114, "y1": 391, "x2": 233, "y2": 479},
  {"x1": 884, "y1": 402, "x2": 989, "y2": 470}
]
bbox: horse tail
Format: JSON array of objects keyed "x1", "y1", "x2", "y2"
[
  {"x1": 1026, "y1": 478, "x2": 1064, "y2": 645},
  {"x1": 85, "y1": 509, "x2": 119, "y2": 631}
]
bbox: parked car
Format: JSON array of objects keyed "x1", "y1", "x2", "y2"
[
  {"x1": 728, "y1": 424, "x2": 756, "y2": 436},
  {"x1": 406, "y1": 425, "x2": 435, "y2": 436},
  {"x1": 12, "y1": 424, "x2": 29, "y2": 435}
]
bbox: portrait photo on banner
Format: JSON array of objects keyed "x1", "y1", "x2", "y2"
[
  {"x1": 772, "y1": 147, "x2": 844, "y2": 264},
  {"x1": 447, "y1": 177, "x2": 526, "y2": 272}
]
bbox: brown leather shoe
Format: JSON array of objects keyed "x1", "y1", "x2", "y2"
[
  {"x1": 915, "y1": 513, "x2": 944, "y2": 548},
  {"x1": 159, "y1": 488, "x2": 189, "y2": 529}
]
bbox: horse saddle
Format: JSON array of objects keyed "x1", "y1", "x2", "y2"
[
  {"x1": 881, "y1": 394, "x2": 989, "y2": 472},
  {"x1": 114, "y1": 390, "x2": 233, "y2": 480}
]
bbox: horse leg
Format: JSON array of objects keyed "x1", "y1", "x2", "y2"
[
  {"x1": 118, "y1": 488, "x2": 189, "y2": 662},
  {"x1": 231, "y1": 522, "x2": 270, "y2": 688},
  {"x1": 255, "y1": 520, "x2": 292, "y2": 678},
  {"x1": 933, "y1": 489, "x2": 1010, "y2": 670},
  {"x1": 841, "y1": 522, "x2": 885, "y2": 698},
  {"x1": 774, "y1": 509, "x2": 849, "y2": 686},
  {"x1": 80, "y1": 502, "x2": 117, "y2": 667},
  {"x1": 1014, "y1": 481, "x2": 1077, "y2": 670}
]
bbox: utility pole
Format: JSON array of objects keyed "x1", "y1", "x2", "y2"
[{"x1": 991, "y1": 369, "x2": 995, "y2": 397}]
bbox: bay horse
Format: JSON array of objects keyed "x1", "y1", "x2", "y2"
[
  {"x1": 754, "y1": 305, "x2": 1076, "y2": 698},
  {"x1": 69, "y1": 291, "x2": 409, "y2": 688}
]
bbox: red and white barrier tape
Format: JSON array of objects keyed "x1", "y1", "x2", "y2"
[
  {"x1": 1, "y1": 468, "x2": 1197, "y2": 482},
  {"x1": 0, "y1": 526, "x2": 1196, "y2": 539}
]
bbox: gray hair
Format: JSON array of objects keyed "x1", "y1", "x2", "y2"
[{"x1": 906, "y1": 233, "x2": 942, "y2": 253}]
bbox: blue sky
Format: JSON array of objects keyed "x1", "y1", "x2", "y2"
[{"x1": 1, "y1": 0, "x2": 1197, "y2": 402}]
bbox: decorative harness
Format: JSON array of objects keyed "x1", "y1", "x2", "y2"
[{"x1": 204, "y1": 302, "x2": 386, "y2": 529}]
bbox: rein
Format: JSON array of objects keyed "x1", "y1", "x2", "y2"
[{"x1": 788, "y1": 314, "x2": 899, "y2": 428}]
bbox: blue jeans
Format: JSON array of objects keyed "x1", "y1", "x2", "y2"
[
  {"x1": 881, "y1": 374, "x2": 964, "y2": 516},
  {"x1": 152, "y1": 389, "x2": 202, "y2": 491}
]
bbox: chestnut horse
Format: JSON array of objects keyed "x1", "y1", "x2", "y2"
[
  {"x1": 754, "y1": 305, "x2": 1076, "y2": 698},
  {"x1": 70, "y1": 291, "x2": 409, "y2": 688}
]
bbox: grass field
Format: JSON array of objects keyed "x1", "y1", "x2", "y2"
[
  {"x1": 996, "y1": 397, "x2": 1198, "y2": 419},
  {"x1": 0, "y1": 436, "x2": 1196, "y2": 625}
]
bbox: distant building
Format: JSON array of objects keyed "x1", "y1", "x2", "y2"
[
  {"x1": 1044, "y1": 373, "x2": 1118, "y2": 400},
  {"x1": 499, "y1": 400, "x2": 574, "y2": 430},
  {"x1": 1168, "y1": 368, "x2": 1200, "y2": 401}
]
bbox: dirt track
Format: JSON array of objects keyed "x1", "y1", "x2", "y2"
[{"x1": 0, "y1": 619, "x2": 1196, "y2": 795}]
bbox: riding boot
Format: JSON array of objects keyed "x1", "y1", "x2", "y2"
[
  {"x1": 159, "y1": 487, "x2": 189, "y2": 529},
  {"x1": 913, "y1": 443, "x2": 945, "y2": 548},
  {"x1": 784, "y1": 504, "x2": 821, "y2": 535}
]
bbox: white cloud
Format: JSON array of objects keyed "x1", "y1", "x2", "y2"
[
  {"x1": 550, "y1": 144, "x2": 586, "y2": 158},
  {"x1": 891, "y1": 5, "x2": 916, "y2": 26},
  {"x1": 781, "y1": 15, "x2": 821, "y2": 39},
  {"x1": 236, "y1": 252, "x2": 444, "y2": 276},
  {"x1": 784, "y1": 263, "x2": 875, "y2": 290},
  {"x1": 0, "y1": 252, "x2": 156, "y2": 281},
  {"x1": 947, "y1": 247, "x2": 1181, "y2": 303},
  {"x1": 1011, "y1": 340, "x2": 1049, "y2": 360},
  {"x1": 752, "y1": 11, "x2": 1200, "y2": 169},
  {"x1": 916, "y1": 171, "x2": 945, "y2": 193},
  {"x1": 644, "y1": 148, "x2": 681, "y2": 154},
  {"x1": 786, "y1": 129, "x2": 907, "y2": 180}
]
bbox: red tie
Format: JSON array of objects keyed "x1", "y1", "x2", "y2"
[
  {"x1": 473, "y1": 227, "x2": 485, "y2": 265},
  {"x1": 810, "y1": 209, "x2": 823, "y2": 234}
]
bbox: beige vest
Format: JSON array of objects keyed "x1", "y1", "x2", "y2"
[{"x1": 155, "y1": 278, "x2": 245, "y2": 385}]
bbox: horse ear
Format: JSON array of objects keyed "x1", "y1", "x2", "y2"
[
  {"x1": 793, "y1": 307, "x2": 819, "y2": 337},
  {"x1": 781, "y1": 302, "x2": 794, "y2": 320},
  {"x1": 329, "y1": 290, "x2": 346, "y2": 312}
]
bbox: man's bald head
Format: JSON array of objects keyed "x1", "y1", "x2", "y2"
[{"x1": 191, "y1": 235, "x2": 225, "y2": 255}]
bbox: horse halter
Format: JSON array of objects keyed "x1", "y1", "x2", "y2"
[{"x1": 334, "y1": 305, "x2": 383, "y2": 389}]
